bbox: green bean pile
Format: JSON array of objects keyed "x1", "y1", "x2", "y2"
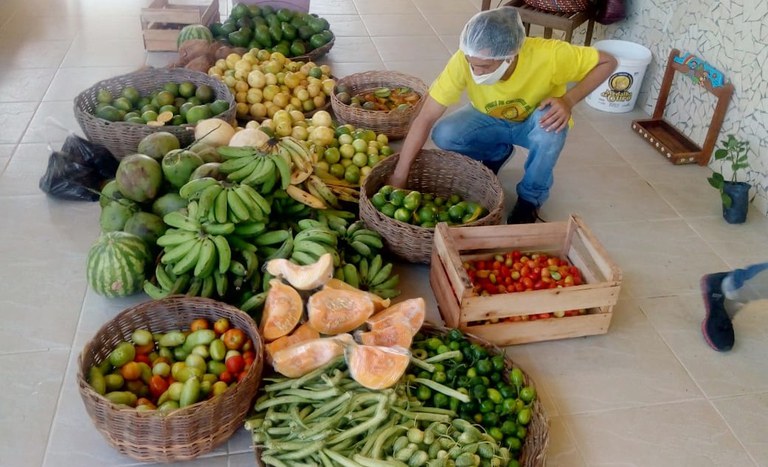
[{"x1": 246, "y1": 357, "x2": 514, "y2": 467}]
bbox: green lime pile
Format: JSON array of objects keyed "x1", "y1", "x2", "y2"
[
  {"x1": 210, "y1": 3, "x2": 333, "y2": 58},
  {"x1": 371, "y1": 185, "x2": 488, "y2": 228},
  {"x1": 317, "y1": 125, "x2": 394, "y2": 185},
  {"x1": 93, "y1": 82, "x2": 230, "y2": 126}
]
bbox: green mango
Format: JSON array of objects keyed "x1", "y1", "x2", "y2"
[
  {"x1": 247, "y1": 5, "x2": 262, "y2": 17},
  {"x1": 268, "y1": 23, "x2": 283, "y2": 43},
  {"x1": 290, "y1": 39, "x2": 307, "y2": 57},
  {"x1": 276, "y1": 8, "x2": 294, "y2": 22},
  {"x1": 254, "y1": 24, "x2": 272, "y2": 48},
  {"x1": 230, "y1": 2, "x2": 250, "y2": 20},
  {"x1": 281, "y1": 22, "x2": 297, "y2": 41},
  {"x1": 298, "y1": 25, "x2": 314, "y2": 40},
  {"x1": 307, "y1": 16, "x2": 329, "y2": 34}
]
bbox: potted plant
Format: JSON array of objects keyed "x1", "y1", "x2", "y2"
[{"x1": 707, "y1": 134, "x2": 753, "y2": 224}]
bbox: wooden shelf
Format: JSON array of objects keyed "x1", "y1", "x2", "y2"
[{"x1": 631, "y1": 48, "x2": 733, "y2": 166}]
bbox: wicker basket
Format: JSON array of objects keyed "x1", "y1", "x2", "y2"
[
  {"x1": 418, "y1": 322, "x2": 549, "y2": 467},
  {"x1": 77, "y1": 296, "x2": 264, "y2": 463},
  {"x1": 359, "y1": 149, "x2": 504, "y2": 264},
  {"x1": 523, "y1": 0, "x2": 590, "y2": 13},
  {"x1": 74, "y1": 67, "x2": 236, "y2": 160},
  {"x1": 330, "y1": 71, "x2": 427, "y2": 140}
]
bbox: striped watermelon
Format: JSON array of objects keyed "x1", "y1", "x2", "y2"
[
  {"x1": 87, "y1": 232, "x2": 151, "y2": 298},
  {"x1": 177, "y1": 24, "x2": 214, "y2": 48}
]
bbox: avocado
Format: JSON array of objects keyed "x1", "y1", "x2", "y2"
[
  {"x1": 290, "y1": 39, "x2": 307, "y2": 57},
  {"x1": 265, "y1": 13, "x2": 280, "y2": 29},
  {"x1": 220, "y1": 20, "x2": 237, "y2": 35},
  {"x1": 209, "y1": 22, "x2": 225, "y2": 38},
  {"x1": 307, "y1": 16, "x2": 329, "y2": 34},
  {"x1": 281, "y1": 22, "x2": 297, "y2": 41},
  {"x1": 309, "y1": 31, "x2": 332, "y2": 50},
  {"x1": 252, "y1": 16, "x2": 267, "y2": 27},
  {"x1": 298, "y1": 25, "x2": 314, "y2": 40},
  {"x1": 247, "y1": 5, "x2": 262, "y2": 17},
  {"x1": 254, "y1": 24, "x2": 272, "y2": 48},
  {"x1": 228, "y1": 29, "x2": 250, "y2": 48},
  {"x1": 236, "y1": 16, "x2": 253, "y2": 29},
  {"x1": 260, "y1": 5, "x2": 274, "y2": 16},
  {"x1": 276, "y1": 8, "x2": 294, "y2": 22},
  {"x1": 231, "y1": 2, "x2": 250, "y2": 20},
  {"x1": 269, "y1": 23, "x2": 283, "y2": 42}
]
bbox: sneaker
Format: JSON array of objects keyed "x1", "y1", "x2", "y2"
[
  {"x1": 507, "y1": 198, "x2": 540, "y2": 224},
  {"x1": 700, "y1": 272, "x2": 735, "y2": 351}
]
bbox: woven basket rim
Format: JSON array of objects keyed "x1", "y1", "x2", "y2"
[
  {"x1": 291, "y1": 34, "x2": 335, "y2": 62},
  {"x1": 331, "y1": 70, "x2": 427, "y2": 116}
]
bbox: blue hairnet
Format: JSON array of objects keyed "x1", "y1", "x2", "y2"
[{"x1": 459, "y1": 7, "x2": 526, "y2": 60}]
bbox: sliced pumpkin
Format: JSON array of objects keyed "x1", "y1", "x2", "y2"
[
  {"x1": 271, "y1": 337, "x2": 344, "y2": 378},
  {"x1": 366, "y1": 297, "x2": 426, "y2": 336},
  {"x1": 345, "y1": 344, "x2": 410, "y2": 390},
  {"x1": 260, "y1": 279, "x2": 304, "y2": 342},
  {"x1": 265, "y1": 253, "x2": 334, "y2": 290},
  {"x1": 324, "y1": 278, "x2": 391, "y2": 312},
  {"x1": 307, "y1": 287, "x2": 375, "y2": 335},
  {"x1": 357, "y1": 321, "x2": 413, "y2": 348},
  {"x1": 265, "y1": 322, "x2": 320, "y2": 362}
]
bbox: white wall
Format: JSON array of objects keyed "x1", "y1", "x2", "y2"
[{"x1": 590, "y1": 0, "x2": 768, "y2": 215}]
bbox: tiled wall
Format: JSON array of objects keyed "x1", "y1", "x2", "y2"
[{"x1": 595, "y1": 0, "x2": 768, "y2": 216}]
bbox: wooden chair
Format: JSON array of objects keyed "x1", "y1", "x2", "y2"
[{"x1": 481, "y1": 0, "x2": 595, "y2": 46}]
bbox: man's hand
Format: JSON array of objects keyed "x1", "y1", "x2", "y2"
[
  {"x1": 389, "y1": 165, "x2": 409, "y2": 188},
  {"x1": 537, "y1": 96, "x2": 572, "y2": 133}
]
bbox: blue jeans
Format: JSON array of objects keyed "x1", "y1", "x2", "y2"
[
  {"x1": 431, "y1": 105, "x2": 568, "y2": 207},
  {"x1": 722, "y1": 262, "x2": 768, "y2": 304}
]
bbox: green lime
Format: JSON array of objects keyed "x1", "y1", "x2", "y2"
[
  {"x1": 448, "y1": 204, "x2": 465, "y2": 222},
  {"x1": 179, "y1": 102, "x2": 195, "y2": 118},
  {"x1": 389, "y1": 188, "x2": 408, "y2": 207},
  {"x1": 96, "y1": 88, "x2": 113, "y2": 104},
  {"x1": 352, "y1": 152, "x2": 368, "y2": 168},
  {"x1": 448, "y1": 193, "x2": 462, "y2": 205},
  {"x1": 178, "y1": 81, "x2": 196, "y2": 98},
  {"x1": 112, "y1": 97, "x2": 132, "y2": 112},
  {"x1": 159, "y1": 104, "x2": 177, "y2": 115},
  {"x1": 209, "y1": 99, "x2": 230, "y2": 116},
  {"x1": 141, "y1": 104, "x2": 158, "y2": 115},
  {"x1": 403, "y1": 191, "x2": 422, "y2": 211},
  {"x1": 185, "y1": 105, "x2": 212, "y2": 124},
  {"x1": 334, "y1": 125, "x2": 351, "y2": 137},
  {"x1": 171, "y1": 115, "x2": 186, "y2": 125},
  {"x1": 380, "y1": 203, "x2": 396, "y2": 218},
  {"x1": 141, "y1": 110, "x2": 159, "y2": 123},
  {"x1": 329, "y1": 163, "x2": 345, "y2": 179},
  {"x1": 378, "y1": 184, "x2": 394, "y2": 198},
  {"x1": 367, "y1": 153, "x2": 380, "y2": 167},
  {"x1": 393, "y1": 207, "x2": 412, "y2": 223},
  {"x1": 433, "y1": 196, "x2": 446, "y2": 207},
  {"x1": 380, "y1": 146, "x2": 393, "y2": 156},
  {"x1": 308, "y1": 66, "x2": 323, "y2": 79},
  {"x1": 324, "y1": 147, "x2": 341, "y2": 164},
  {"x1": 163, "y1": 82, "x2": 179, "y2": 97},
  {"x1": 121, "y1": 86, "x2": 140, "y2": 104},
  {"x1": 417, "y1": 205, "x2": 436, "y2": 224},
  {"x1": 371, "y1": 192, "x2": 387, "y2": 209},
  {"x1": 343, "y1": 164, "x2": 360, "y2": 184},
  {"x1": 186, "y1": 96, "x2": 202, "y2": 106},
  {"x1": 126, "y1": 116, "x2": 145, "y2": 124},
  {"x1": 195, "y1": 84, "x2": 214, "y2": 103},
  {"x1": 437, "y1": 210, "x2": 451, "y2": 223},
  {"x1": 123, "y1": 111, "x2": 140, "y2": 121},
  {"x1": 156, "y1": 91, "x2": 175, "y2": 107}
]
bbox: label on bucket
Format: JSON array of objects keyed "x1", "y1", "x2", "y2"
[{"x1": 587, "y1": 68, "x2": 645, "y2": 112}]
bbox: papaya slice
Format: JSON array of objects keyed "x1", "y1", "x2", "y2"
[
  {"x1": 271, "y1": 337, "x2": 344, "y2": 378},
  {"x1": 265, "y1": 322, "x2": 320, "y2": 362},
  {"x1": 345, "y1": 344, "x2": 410, "y2": 390},
  {"x1": 260, "y1": 279, "x2": 304, "y2": 342},
  {"x1": 307, "y1": 287, "x2": 375, "y2": 335},
  {"x1": 265, "y1": 253, "x2": 334, "y2": 290},
  {"x1": 366, "y1": 297, "x2": 426, "y2": 336},
  {"x1": 357, "y1": 321, "x2": 413, "y2": 348},
  {"x1": 324, "y1": 278, "x2": 391, "y2": 312}
]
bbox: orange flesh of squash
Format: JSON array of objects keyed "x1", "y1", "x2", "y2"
[
  {"x1": 366, "y1": 297, "x2": 426, "y2": 336},
  {"x1": 265, "y1": 322, "x2": 320, "y2": 361},
  {"x1": 346, "y1": 344, "x2": 410, "y2": 390},
  {"x1": 260, "y1": 280, "x2": 304, "y2": 342},
  {"x1": 307, "y1": 288, "x2": 375, "y2": 335},
  {"x1": 271, "y1": 337, "x2": 344, "y2": 378},
  {"x1": 358, "y1": 321, "x2": 413, "y2": 348},
  {"x1": 324, "y1": 278, "x2": 391, "y2": 312}
]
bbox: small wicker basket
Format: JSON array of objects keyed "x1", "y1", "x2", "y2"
[
  {"x1": 417, "y1": 323, "x2": 549, "y2": 467},
  {"x1": 359, "y1": 149, "x2": 504, "y2": 264},
  {"x1": 77, "y1": 296, "x2": 264, "y2": 463},
  {"x1": 74, "y1": 67, "x2": 236, "y2": 160},
  {"x1": 330, "y1": 71, "x2": 428, "y2": 140},
  {"x1": 523, "y1": 0, "x2": 590, "y2": 13}
]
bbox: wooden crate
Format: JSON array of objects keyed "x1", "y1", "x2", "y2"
[
  {"x1": 141, "y1": 0, "x2": 220, "y2": 52},
  {"x1": 430, "y1": 215, "x2": 622, "y2": 346}
]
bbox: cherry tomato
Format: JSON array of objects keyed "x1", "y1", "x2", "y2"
[
  {"x1": 120, "y1": 361, "x2": 142, "y2": 381},
  {"x1": 213, "y1": 318, "x2": 231, "y2": 335},
  {"x1": 222, "y1": 328, "x2": 246, "y2": 350},
  {"x1": 134, "y1": 353, "x2": 151, "y2": 365},
  {"x1": 149, "y1": 375, "x2": 169, "y2": 400},
  {"x1": 190, "y1": 318, "x2": 210, "y2": 332},
  {"x1": 218, "y1": 371, "x2": 233, "y2": 384},
  {"x1": 134, "y1": 342, "x2": 155, "y2": 355},
  {"x1": 225, "y1": 354, "x2": 245, "y2": 374},
  {"x1": 522, "y1": 277, "x2": 534, "y2": 290}
]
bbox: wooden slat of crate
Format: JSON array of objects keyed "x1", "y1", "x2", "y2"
[{"x1": 430, "y1": 215, "x2": 622, "y2": 345}]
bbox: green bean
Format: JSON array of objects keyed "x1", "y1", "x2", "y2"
[
  {"x1": 299, "y1": 399, "x2": 352, "y2": 439},
  {"x1": 425, "y1": 350, "x2": 462, "y2": 363},
  {"x1": 256, "y1": 395, "x2": 312, "y2": 411},
  {"x1": 275, "y1": 440, "x2": 325, "y2": 460},
  {"x1": 328, "y1": 395, "x2": 389, "y2": 445},
  {"x1": 303, "y1": 392, "x2": 352, "y2": 422},
  {"x1": 370, "y1": 426, "x2": 407, "y2": 459},
  {"x1": 353, "y1": 453, "x2": 408, "y2": 467},
  {"x1": 264, "y1": 357, "x2": 344, "y2": 392},
  {"x1": 323, "y1": 448, "x2": 363, "y2": 467},
  {"x1": 260, "y1": 454, "x2": 289, "y2": 467},
  {"x1": 279, "y1": 387, "x2": 340, "y2": 400},
  {"x1": 409, "y1": 355, "x2": 435, "y2": 373},
  {"x1": 318, "y1": 450, "x2": 336, "y2": 467},
  {"x1": 412, "y1": 378, "x2": 470, "y2": 403},
  {"x1": 390, "y1": 406, "x2": 453, "y2": 423}
]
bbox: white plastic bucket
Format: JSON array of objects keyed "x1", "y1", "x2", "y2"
[{"x1": 586, "y1": 40, "x2": 652, "y2": 113}]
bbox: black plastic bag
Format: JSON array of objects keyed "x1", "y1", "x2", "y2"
[{"x1": 39, "y1": 135, "x2": 118, "y2": 201}]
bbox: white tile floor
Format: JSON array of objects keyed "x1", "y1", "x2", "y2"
[{"x1": 1, "y1": 0, "x2": 768, "y2": 466}]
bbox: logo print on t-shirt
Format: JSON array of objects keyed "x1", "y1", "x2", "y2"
[{"x1": 485, "y1": 98, "x2": 530, "y2": 121}]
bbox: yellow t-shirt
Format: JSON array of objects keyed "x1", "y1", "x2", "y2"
[{"x1": 429, "y1": 37, "x2": 599, "y2": 122}]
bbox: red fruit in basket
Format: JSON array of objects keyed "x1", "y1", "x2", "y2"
[
  {"x1": 190, "y1": 318, "x2": 210, "y2": 332},
  {"x1": 213, "y1": 317, "x2": 231, "y2": 335},
  {"x1": 225, "y1": 354, "x2": 245, "y2": 374},
  {"x1": 149, "y1": 375, "x2": 169, "y2": 400},
  {"x1": 222, "y1": 328, "x2": 246, "y2": 350},
  {"x1": 219, "y1": 371, "x2": 233, "y2": 384}
]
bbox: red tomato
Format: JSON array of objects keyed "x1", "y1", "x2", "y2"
[
  {"x1": 213, "y1": 318, "x2": 231, "y2": 335},
  {"x1": 135, "y1": 353, "x2": 151, "y2": 365},
  {"x1": 515, "y1": 282, "x2": 525, "y2": 292},
  {"x1": 225, "y1": 355, "x2": 246, "y2": 374},
  {"x1": 120, "y1": 361, "x2": 142, "y2": 381},
  {"x1": 547, "y1": 257, "x2": 560, "y2": 267},
  {"x1": 222, "y1": 329, "x2": 246, "y2": 350},
  {"x1": 134, "y1": 343, "x2": 155, "y2": 355},
  {"x1": 522, "y1": 277, "x2": 534, "y2": 290},
  {"x1": 149, "y1": 375, "x2": 169, "y2": 400},
  {"x1": 237, "y1": 371, "x2": 248, "y2": 383},
  {"x1": 492, "y1": 260, "x2": 502, "y2": 270},
  {"x1": 219, "y1": 371, "x2": 233, "y2": 384},
  {"x1": 190, "y1": 318, "x2": 210, "y2": 332},
  {"x1": 500, "y1": 265, "x2": 511, "y2": 276},
  {"x1": 520, "y1": 266, "x2": 530, "y2": 277},
  {"x1": 476, "y1": 260, "x2": 486, "y2": 270}
]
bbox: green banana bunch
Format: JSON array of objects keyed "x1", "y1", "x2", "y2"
[{"x1": 335, "y1": 254, "x2": 401, "y2": 299}]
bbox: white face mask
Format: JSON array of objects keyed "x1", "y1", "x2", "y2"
[{"x1": 470, "y1": 59, "x2": 512, "y2": 85}]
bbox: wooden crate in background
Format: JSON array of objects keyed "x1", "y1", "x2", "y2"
[
  {"x1": 430, "y1": 215, "x2": 622, "y2": 346},
  {"x1": 141, "y1": 0, "x2": 220, "y2": 52}
]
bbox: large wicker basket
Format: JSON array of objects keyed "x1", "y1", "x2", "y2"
[
  {"x1": 74, "y1": 67, "x2": 236, "y2": 159},
  {"x1": 77, "y1": 296, "x2": 264, "y2": 463},
  {"x1": 359, "y1": 149, "x2": 504, "y2": 264},
  {"x1": 417, "y1": 322, "x2": 549, "y2": 466},
  {"x1": 330, "y1": 71, "x2": 427, "y2": 140}
]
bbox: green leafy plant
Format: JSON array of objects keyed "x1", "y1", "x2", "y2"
[{"x1": 707, "y1": 134, "x2": 751, "y2": 208}]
